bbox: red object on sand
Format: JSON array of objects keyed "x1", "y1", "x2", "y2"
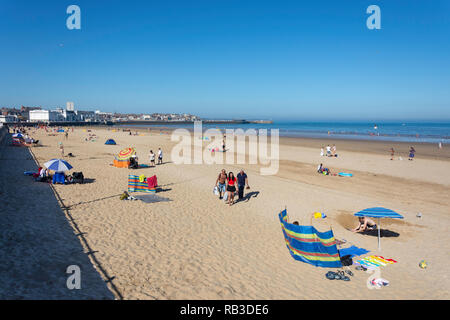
[{"x1": 147, "y1": 175, "x2": 158, "y2": 189}]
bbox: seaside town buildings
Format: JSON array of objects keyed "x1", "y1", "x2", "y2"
[{"x1": 0, "y1": 104, "x2": 201, "y2": 123}]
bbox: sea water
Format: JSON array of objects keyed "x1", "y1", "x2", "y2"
[{"x1": 118, "y1": 121, "x2": 450, "y2": 144}]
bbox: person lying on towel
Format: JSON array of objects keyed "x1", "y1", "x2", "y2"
[{"x1": 352, "y1": 217, "x2": 377, "y2": 233}]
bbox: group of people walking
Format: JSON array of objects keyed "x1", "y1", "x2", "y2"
[{"x1": 215, "y1": 169, "x2": 250, "y2": 206}]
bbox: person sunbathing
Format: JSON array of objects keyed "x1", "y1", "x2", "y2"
[{"x1": 352, "y1": 217, "x2": 377, "y2": 233}]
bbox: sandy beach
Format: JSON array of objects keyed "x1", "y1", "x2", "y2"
[{"x1": 1, "y1": 126, "x2": 449, "y2": 299}]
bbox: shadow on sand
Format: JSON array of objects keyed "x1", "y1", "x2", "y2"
[{"x1": 0, "y1": 145, "x2": 118, "y2": 299}]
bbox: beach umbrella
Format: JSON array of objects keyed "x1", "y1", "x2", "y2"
[
  {"x1": 117, "y1": 147, "x2": 136, "y2": 160},
  {"x1": 12, "y1": 133, "x2": 24, "y2": 139},
  {"x1": 354, "y1": 207, "x2": 404, "y2": 250},
  {"x1": 44, "y1": 159, "x2": 73, "y2": 172}
]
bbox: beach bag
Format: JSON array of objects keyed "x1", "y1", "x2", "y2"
[
  {"x1": 213, "y1": 186, "x2": 219, "y2": 196},
  {"x1": 340, "y1": 254, "x2": 353, "y2": 266},
  {"x1": 223, "y1": 191, "x2": 228, "y2": 201}
]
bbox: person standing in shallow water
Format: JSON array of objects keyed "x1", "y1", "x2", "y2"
[{"x1": 408, "y1": 146, "x2": 416, "y2": 160}]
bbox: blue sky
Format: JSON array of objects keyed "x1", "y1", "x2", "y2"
[{"x1": 0, "y1": 0, "x2": 449, "y2": 120}]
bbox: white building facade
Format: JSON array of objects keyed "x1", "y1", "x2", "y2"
[
  {"x1": 29, "y1": 110, "x2": 64, "y2": 122},
  {"x1": 0, "y1": 115, "x2": 18, "y2": 123}
]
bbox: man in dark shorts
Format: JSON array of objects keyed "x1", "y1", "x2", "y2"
[
  {"x1": 215, "y1": 169, "x2": 227, "y2": 199},
  {"x1": 236, "y1": 169, "x2": 249, "y2": 200}
]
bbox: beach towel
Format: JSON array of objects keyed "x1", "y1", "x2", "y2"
[
  {"x1": 339, "y1": 246, "x2": 370, "y2": 258},
  {"x1": 147, "y1": 175, "x2": 158, "y2": 189},
  {"x1": 128, "y1": 175, "x2": 156, "y2": 193},
  {"x1": 355, "y1": 255, "x2": 397, "y2": 269},
  {"x1": 52, "y1": 172, "x2": 65, "y2": 184},
  {"x1": 133, "y1": 194, "x2": 171, "y2": 203},
  {"x1": 279, "y1": 209, "x2": 342, "y2": 268}
]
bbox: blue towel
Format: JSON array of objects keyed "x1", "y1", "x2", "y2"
[
  {"x1": 339, "y1": 245, "x2": 370, "y2": 258},
  {"x1": 52, "y1": 172, "x2": 66, "y2": 184}
]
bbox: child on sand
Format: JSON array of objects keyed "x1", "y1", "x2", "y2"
[
  {"x1": 390, "y1": 147, "x2": 395, "y2": 160},
  {"x1": 352, "y1": 217, "x2": 377, "y2": 233}
]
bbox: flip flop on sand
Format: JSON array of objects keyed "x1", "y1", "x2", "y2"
[
  {"x1": 326, "y1": 271, "x2": 336, "y2": 280},
  {"x1": 355, "y1": 265, "x2": 367, "y2": 271}
]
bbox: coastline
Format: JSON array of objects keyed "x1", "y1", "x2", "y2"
[{"x1": 108, "y1": 125, "x2": 450, "y2": 161}]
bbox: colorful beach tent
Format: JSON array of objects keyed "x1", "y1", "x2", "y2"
[
  {"x1": 105, "y1": 139, "x2": 117, "y2": 145},
  {"x1": 278, "y1": 209, "x2": 342, "y2": 268},
  {"x1": 44, "y1": 159, "x2": 73, "y2": 172},
  {"x1": 113, "y1": 147, "x2": 135, "y2": 168},
  {"x1": 354, "y1": 207, "x2": 404, "y2": 250}
]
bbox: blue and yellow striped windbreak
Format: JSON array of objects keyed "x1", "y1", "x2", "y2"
[{"x1": 279, "y1": 209, "x2": 342, "y2": 268}]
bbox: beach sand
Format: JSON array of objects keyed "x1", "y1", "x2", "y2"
[{"x1": 2, "y1": 126, "x2": 449, "y2": 299}]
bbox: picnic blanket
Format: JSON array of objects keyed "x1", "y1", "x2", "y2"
[
  {"x1": 339, "y1": 245, "x2": 370, "y2": 258},
  {"x1": 279, "y1": 209, "x2": 342, "y2": 268},
  {"x1": 133, "y1": 194, "x2": 171, "y2": 203},
  {"x1": 128, "y1": 175, "x2": 156, "y2": 193},
  {"x1": 355, "y1": 255, "x2": 397, "y2": 269}
]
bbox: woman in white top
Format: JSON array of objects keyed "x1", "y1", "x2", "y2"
[{"x1": 149, "y1": 150, "x2": 155, "y2": 166}]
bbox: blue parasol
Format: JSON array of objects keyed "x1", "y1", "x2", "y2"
[
  {"x1": 354, "y1": 207, "x2": 404, "y2": 250},
  {"x1": 44, "y1": 159, "x2": 73, "y2": 172}
]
